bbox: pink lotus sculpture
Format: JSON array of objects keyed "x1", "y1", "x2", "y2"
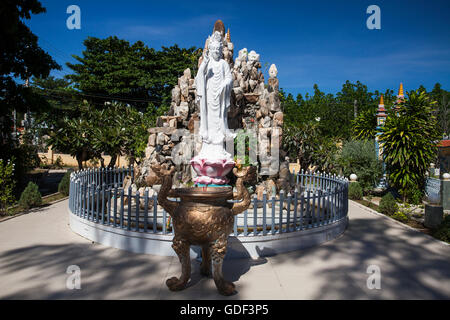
[{"x1": 190, "y1": 158, "x2": 235, "y2": 185}]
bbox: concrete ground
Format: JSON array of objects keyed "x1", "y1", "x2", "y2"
[{"x1": 0, "y1": 199, "x2": 449, "y2": 299}]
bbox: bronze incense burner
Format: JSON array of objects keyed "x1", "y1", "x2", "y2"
[{"x1": 153, "y1": 164, "x2": 256, "y2": 296}]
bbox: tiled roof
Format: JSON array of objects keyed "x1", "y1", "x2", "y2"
[{"x1": 438, "y1": 140, "x2": 450, "y2": 147}]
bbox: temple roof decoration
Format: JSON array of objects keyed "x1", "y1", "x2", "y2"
[
  {"x1": 398, "y1": 82, "x2": 404, "y2": 98},
  {"x1": 226, "y1": 28, "x2": 231, "y2": 42},
  {"x1": 377, "y1": 95, "x2": 386, "y2": 114}
]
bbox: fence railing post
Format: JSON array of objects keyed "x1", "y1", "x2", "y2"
[
  {"x1": 286, "y1": 191, "x2": 291, "y2": 232},
  {"x1": 153, "y1": 193, "x2": 158, "y2": 233},
  {"x1": 306, "y1": 186, "x2": 311, "y2": 228},
  {"x1": 113, "y1": 185, "x2": 118, "y2": 227},
  {"x1": 262, "y1": 191, "x2": 267, "y2": 236},
  {"x1": 293, "y1": 188, "x2": 298, "y2": 231},
  {"x1": 120, "y1": 188, "x2": 124, "y2": 228},
  {"x1": 83, "y1": 183, "x2": 87, "y2": 219},
  {"x1": 127, "y1": 185, "x2": 132, "y2": 230},
  {"x1": 253, "y1": 194, "x2": 258, "y2": 236},
  {"x1": 135, "y1": 190, "x2": 140, "y2": 231},
  {"x1": 69, "y1": 178, "x2": 72, "y2": 211},
  {"x1": 106, "y1": 186, "x2": 111, "y2": 225},
  {"x1": 91, "y1": 183, "x2": 95, "y2": 221},
  {"x1": 244, "y1": 209, "x2": 248, "y2": 236},
  {"x1": 279, "y1": 190, "x2": 284, "y2": 233},
  {"x1": 312, "y1": 184, "x2": 317, "y2": 227},
  {"x1": 300, "y1": 169, "x2": 304, "y2": 189},
  {"x1": 96, "y1": 185, "x2": 100, "y2": 223},
  {"x1": 271, "y1": 193, "x2": 276, "y2": 235},
  {"x1": 163, "y1": 209, "x2": 167, "y2": 234},
  {"x1": 101, "y1": 184, "x2": 106, "y2": 224},
  {"x1": 300, "y1": 188, "x2": 304, "y2": 230},
  {"x1": 144, "y1": 188, "x2": 149, "y2": 232}
]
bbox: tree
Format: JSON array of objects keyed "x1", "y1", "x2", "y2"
[
  {"x1": 337, "y1": 140, "x2": 383, "y2": 192},
  {"x1": 0, "y1": 0, "x2": 60, "y2": 145},
  {"x1": 0, "y1": 158, "x2": 16, "y2": 215},
  {"x1": 119, "y1": 106, "x2": 153, "y2": 166},
  {"x1": 45, "y1": 106, "x2": 97, "y2": 170},
  {"x1": 66, "y1": 37, "x2": 201, "y2": 117},
  {"x1": 41, "y1": 99, "x2": 151, "y2": 169},
  {"x1": 88, "y1": 102, "x2": 151, "y2": 167},
  {"x1": 66, "y1": 37, "x2": 154, "y2": 110},
  {"x1": 429, "y1": 83, "x2": 450, "y2": 137},
  {"x1": 280, "y1": 89, "x2": 303, "y2": 126},
  {"x1": 151, "y1": 45, "x2": 202, "y2": 115},
  {"x1": 30, "y1": 76, "x2": 82, "y2": 149},
  {"x1": 334, "y1": 81, "x2": 376, "y2": 139},
  {"x1": 283, "y1": 120, "x2": 338, "y2": 172},
  {"x1": 352, "y1": 109, "x2": 377, "y2": 141},
  {"x1": 379, "y1": 90, "x2": 440, "y2": 201},
  {"x1": 88, "y1": 104, "x2": 126, "y2": 168},
  {"x1": 437, "y1": 93, "x2": 450, "y2": 137}
]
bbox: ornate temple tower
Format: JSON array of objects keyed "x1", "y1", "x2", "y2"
[
  {"x1": 394, "y1": 82, "x2": 405, "y2": 116},
  {"x1": 375, "y1": 94, "x2": 388, "y2": 190},
  {"x1": 375, "y1": 95, "x2": 386, "y2": 160}
]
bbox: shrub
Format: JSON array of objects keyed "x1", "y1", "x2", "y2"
[
  {"x1": 18, "y1": 182, "x2": 42, "y2": 210},
  {"x1": 54, "y1": 156, "x2": 64, "y2": 169},
  {"x1": 391, "y1": 210, "x2": 409, "y2": 223},
  {"x1": 89, "y1": 158, "x2": 100, "y2": 167},
  {"x1": 378, "y1": 192, "x2": 398, "y2": 216},
  {"x1": 348, "y1": 182, "x2": 363, "y2": 200},
  {"x1": 0, "y1": 159, "x2": 16, "y2": 215},
  {"x1": 404, "y1": 186, "x2": 423, "y2": 205},
  {"x1": 13, "y1": 144, "x2": 41, "y2": 173},
  {"x1": 338, "y1": 140, "x2": 383, "y2": 193},
  {"x1": 379, "y1": 90, "x2": 440, "y2": 201},
  {"x1": 2, "y1": 144, "x2": 40, "y2": 197},
  {"x1": 433, "y1": 215, "x2": 450, "y2": 243},
  {"x1": 58, "y1": 171, "x2": 72, "y2": 196}
]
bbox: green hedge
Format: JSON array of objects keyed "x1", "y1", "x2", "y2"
[
  {"x1": 338, "y1": 140, "x2": 383, "y2": 193},
  {"x1": 58, "y1": 171, "x2": 72, "y2": 196},
  {"x1": 18, "y1": 182, "x2": 42, "y2": 209},
  {"x1": 378, "y1": 192, "x2": 398, "y2": 216},
  {"x1": 348, "y1": 182, "x2": 363, "y2": 200},
  {"x1": 433, "y1": 215, "x2": 450, "y2": 243}
]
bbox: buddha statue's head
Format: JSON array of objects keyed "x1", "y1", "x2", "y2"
[{"x1": 208, "y1": 31, "x2": 223, "y2": 61}]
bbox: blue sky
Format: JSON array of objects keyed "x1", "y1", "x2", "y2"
[{"x1": 26, "y1": 0, "x2": 450, "y2": 96}]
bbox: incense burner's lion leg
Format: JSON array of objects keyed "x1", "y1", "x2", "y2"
[
  {"x1": 211, "y1": 234, "x2": 235, "y2": 296},
  {"x1": 200, "y1": 243, "x2": 212, "y2": 277},
  {"x1": 166, "y1": 236, "x2": 191, "y2": 291}
]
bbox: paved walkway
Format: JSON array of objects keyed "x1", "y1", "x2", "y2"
[{"x1": 0, "y1": 199, "x2": 449, "y2": 299}]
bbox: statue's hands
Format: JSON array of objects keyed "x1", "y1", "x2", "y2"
[{"x1": 219, "y1": 82, "x2": 226, "y2": 93}]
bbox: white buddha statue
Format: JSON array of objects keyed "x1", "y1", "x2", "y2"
[
  {"x1": 195, "y1": 31, "x2": 234, "y2": 161},
  {"x1": 191, "y1": 31, "x2": 235, "y2": 185}
]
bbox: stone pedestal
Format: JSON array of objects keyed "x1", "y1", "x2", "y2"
[{"x1": 424, "y1": 203, "x2": 444, "y2": 229}]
